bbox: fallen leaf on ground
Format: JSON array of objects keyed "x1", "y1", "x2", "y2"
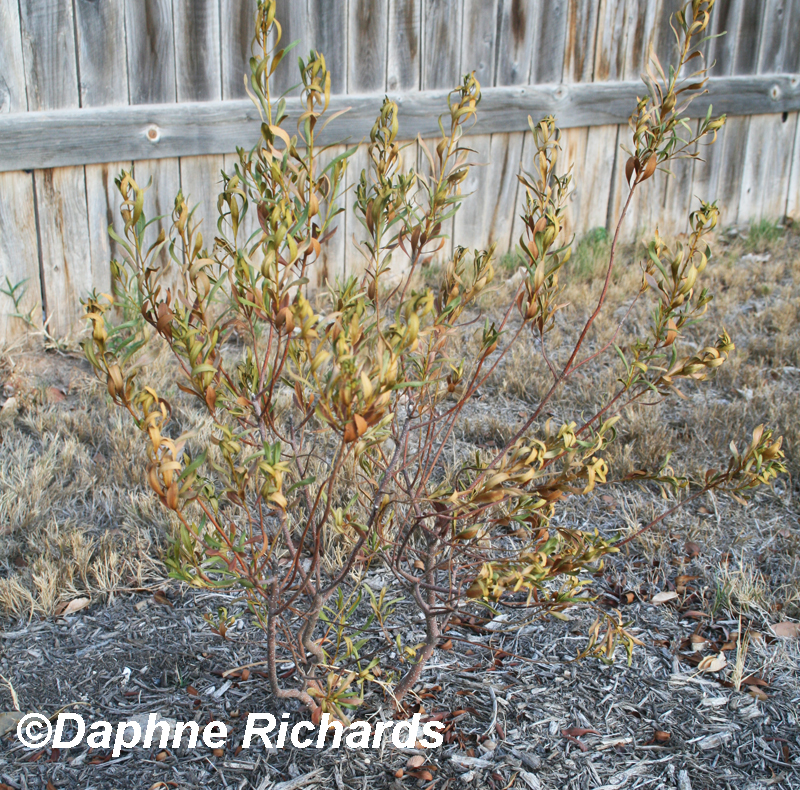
[
  {"x1": 685, "y1": 541, "x2": 702, "y2": 557},
  {"x1": 697, "y1": 652, "x2": 727, "y2": 673},
  {"x1": 771, "y1": 621, "x2": 800, "y2": 638},
  {"x1": 652, "y1": 591, "x2": 679, "y2": 604},
  {"x1": 407, "y1": 755, "x2": 425, "y2": 769},
  {"x1": 55, "y1": 597, "x2": 90, "y2": 616}
]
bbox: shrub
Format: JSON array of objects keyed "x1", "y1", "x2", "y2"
[{"x1": 82, "y1": 0, "x2": 784, "y2": 716}]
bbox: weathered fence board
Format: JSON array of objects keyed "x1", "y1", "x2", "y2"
[
  {"x1": 0, "y1": 0, "x2": 799, "y2": 345},
  {"x1": 0, "y1": 0, "x2": 40, "y2": 342},
  {"x1": 3, "y1": 76, "x2": 798, "y2": 173}
]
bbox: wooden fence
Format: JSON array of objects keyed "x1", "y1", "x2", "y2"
[{"x1": 1, "y1": 0, "x2": 799, "y2": 343}]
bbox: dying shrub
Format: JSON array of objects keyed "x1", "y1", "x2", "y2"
[{"x1": 82, "y1": 0, "x2": 784, "y2": 716}]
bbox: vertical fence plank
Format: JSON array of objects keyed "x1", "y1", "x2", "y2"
[
  {"x1": 495, "y1": 0, "x2": 535, "y2": 87},
  {"x1": 126, "y1": 0, "x2": 180, "y2": 280},
  {"x1": 19, "y1": 0, "x2": 92, "y2": 338},
  {"x1": 738, "y1": 2, "x2": 797, "y2": 224},
  {"x1": 690, "y1": 0, "x2": 736, "y2": 218},
  {"x1": 75, "y1": 0, "x2": 130, "y2": 299},
  {"x1": 272, "y1": 0, "x2": 310, "y2": 96},
  {"x1": 74, "y1": 0, "x2": 128, "y2": 106},
  {"x1": 562, "y1": 0, "x2": 599, "y2": 83},
  {"x1": 509, "y1": 1, "x2": 570, "y2": 256},
  {"x1": 221, "y1": 0, "x2": 257, "y2": 100},
  {"x1": 345, "y1": 1, "x2": 388, "y2": 280},
  {"x1": 451, "y1": 0, "x2": 499, "y2": 254},
  {"x1": 387, "y1": 0, "x2": 421, "y2": 91},
  {"x1": 422, "y1": 0, "x2": 463, "y2": 90},
  {"x1": 349, "y1": 0, "x2": 388, "y2": 92},
  {"x1": 309, "y1": 1, "x2": 348, "y2": 94},
  {"x1": 124, "y1": 0, "x2": 176, "y2": 105},
  {"x1": 175, "y1": 0, "x2": 225, "y2": 251},
  {"x1": 560, "y1": 0, "x2": 619, "y2": 243},
  {"x1": 530, "y1": 0, "x2": 569, "y2": 83},
  {"x1": 0, "y1": 0, "x2": 40, "y2": 343}
]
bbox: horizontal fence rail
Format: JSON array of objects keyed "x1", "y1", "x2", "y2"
[
  {"x1": 1, "y1": 75, "x2": 799, "y2": 172},
  {"x1": 2, "y1": 0, "x2": 800, "y2": 344}
]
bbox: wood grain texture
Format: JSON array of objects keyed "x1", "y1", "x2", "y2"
[
  {"x1": 530, "y1": 0, "x2": 569, "y2": 84},
  {"x1": 343, "y1": 143, "x2": 373, "y2": 280},
  {"x1": 74, "y1": 0, "x2": 128, "y2": 107},
  {"x1": 75, "y1": 0, "x2": 130, "y2": 325},
  {"x1": 0, "y1": 0, "x2": 28, "y2": 114},
  {"x1": 495, "y1": 0, "x2": 536, "y2": 87},
  {"x1": 349, "y1": 0, "x2": 388, "y2": 92},
  {"x1": 0, "y1": 0, "x2": 41, "y2": 342},
  {"x1": 0, "y1": 172, "x2": 40, "y2": 340},
  {"x1": 126, "y1": 0, "x2": 179, "y2": 275},
  {"x1": 313, "y1": 144, "x2": 348, "y2": 288},
  {"x1": 461, "y1": 0, "x2": 498, "y2": 88},
  {"x1": 5, "y1": 77, "x2": 799, "y2": 172},
  {"x1": 422, "y1": 0, "x2": 463, "y2": 90},
  {"x1": 17, "y1": 0, "x2": 79, "y2": 111},
  {"x1": 173, "y1": 0, "x2": 221, "y2": 103},
  {"x1": 19, "y1": 0, "x2": 92, "y2": 337},
  {"x1": 175, "y1": 0, "x2": 224, "y2": 263},
  {"x1": 220, "y1": 0, "x2": 258, "y2": 100},
  {"x1": 310, "y1": 0, "x2": 348, "y2": 94},
  {"x1": 738, "y1": 112, "x2": 798, "y2": 221},
  {"x1": 737, "y1": 0, "x2": 795, "y2": 225},
  {"x1": 124, "y1": 0, "x2": 177, "y2": 105},
  {"x1": 33, "y1": 166, "x2": 92, "y2": 337},
  {"x1": 562, "y1": 0, "x2": 600, "y2": 84},
  {"x1": 387, "y1": 0, "x2": 421, "y2": 91}
]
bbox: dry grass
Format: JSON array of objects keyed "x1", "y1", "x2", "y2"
[
  {"x1": 1, "y1": 220, "x2": 798, "y2": 630},
  {"x1": 0, "y1": 348, "x2": 182, "y2": 616}
]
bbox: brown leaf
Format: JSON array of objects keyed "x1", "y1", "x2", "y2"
[
  {"x1": 155, "y1": 751, "x2": 169, "y2": 762},
  {"x1": 55, "y1": 597, "x2": 90, "y2": 616},
  {"x1": 153, "y1": 591, "x2": 172, "y2": 607},
  {"x1": 186, "y1": 685, "x2": 198, "y2": 696},
  {"x1": 748, "y1": 687, "x2": 768, "y2": 701},
  {"x1": 654, "y1": 730, "x2": 671, "y2": 742},
  {"x1": 407, "y1": 755, "x2": 425, "y2": 769},
  {"x1": 685, "y1": 541, "x2": 702, "y2": 558},
  {"x1": 354, "y1": 413, "x2": 368, "y2": 437},
  {"x1": 625, "y1": 156, "x2": 637, "y2": 186},
  {"x1": 46, "y1": 386, "x2": 66, "y2": 403},
  {"x1": 641, "y1": 155, "x2": 658, "y2": 181},
  {"x1": 440, "y1": 639, "x2": 453, "y2": 651},
  {"x1": 409, "y1": 770, "x2": 433, "y2": 782},
  {"x1": 47, "y1": 782, "x2": 57, "y2": 790},
  {"x1": 343, "y1": 420, "x2": 358, "y2": 443},
  {"x1": 240, "y1": 668, "x2": 251, "y2": 681},
  {"x1": 741, "y1": 675, "x2": 769, "y2": 688},
  {"x1": 771, "y1": 621, "x2": 800, "y2": 638},
  {"x1": 394, "y1": 769, "x2": 404, "y2": 779}
]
